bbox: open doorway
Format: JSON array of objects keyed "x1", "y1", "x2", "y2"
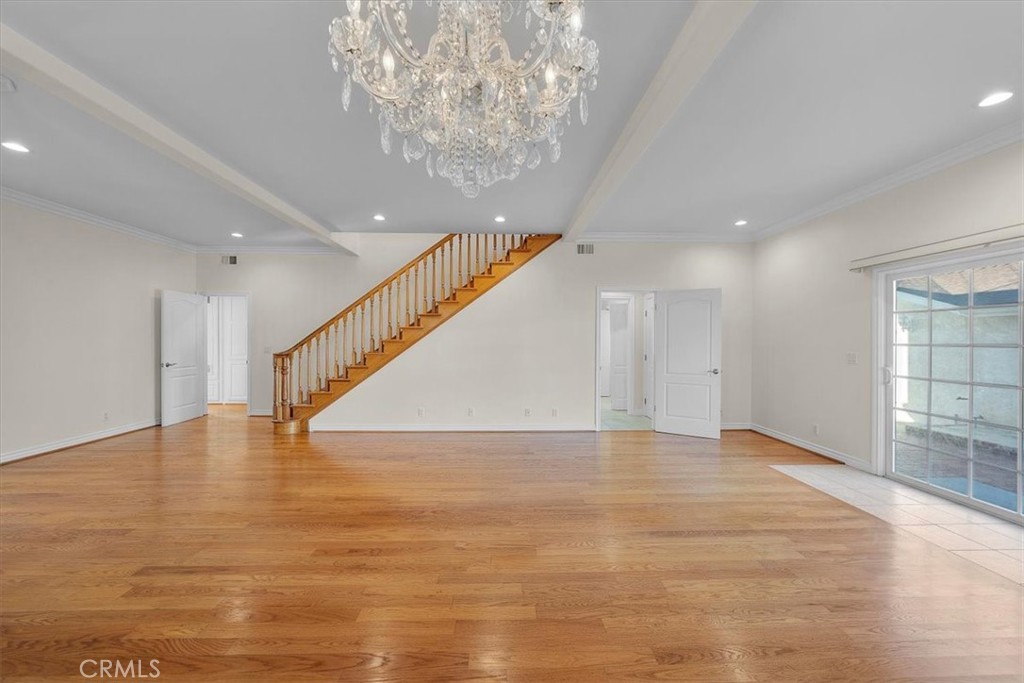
[
  {"x1": 596, "y1": 288, "x2": 723, "y2": 438},
  {"x1": 597, "y1": 290, "x2": 653, "y2": 431},
  {"x1": 206, "y1": 294, "x2": 249, "y2": 409}
]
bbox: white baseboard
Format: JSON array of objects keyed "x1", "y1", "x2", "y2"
[
  {"x1": 1, "y1": 420, "x2": 158, "y2": 465},
  {"x1": 722, "y1": 423, "x2": 752, "y2": 430},
  {"x1": 310, "y1": 423, "x2": 594, "y2": 433},
  {"x1": 751, "y1": 424, "x2": 874, "y2": 473},
  {"x1": 248, "y1": 409, "x2": 272, "y2": 417}
]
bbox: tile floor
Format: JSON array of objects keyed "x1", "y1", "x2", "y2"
[
  {"x1": 773, "y1": 464, "x2": 1024, "y2": 584},
  {"x1": 600, "y1": 397, "x2": 653, "y2": 431}
]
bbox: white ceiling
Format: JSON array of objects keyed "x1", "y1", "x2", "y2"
[
  {"x1": 0, "y1": 1, "x2": 1021, "y2": 249},
  {"x1": 587, "y1": 0, "x2": 1024, "y2": 240}
]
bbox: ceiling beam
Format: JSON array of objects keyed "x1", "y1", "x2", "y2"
[
  {"x1": 563, "y1": 0, "x2": 758, "y2": 242},
  {"x1": 0, "y1": 23, "x2": 357, "y2": 256}
]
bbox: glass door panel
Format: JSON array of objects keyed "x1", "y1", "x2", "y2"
[{"x1": 889, "y1": 258, "x2": 1023, "y2": 522}]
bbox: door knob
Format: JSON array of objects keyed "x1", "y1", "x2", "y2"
[
  {"x1": 708, "y1": 368, "x2": 720, "y2": 375},
  {"x1": 162, "y1": 362, "x2": 177, "y2": 368}
]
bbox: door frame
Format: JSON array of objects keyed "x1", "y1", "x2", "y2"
[
  {"x1": 200, "y1": 291, "x2": 253, "y2": 417},
  {"x1": 870, "y1": 242, "x2": 1023, "y2": 522},
  {"x1": 594, "y1": 287, "x2": 655, "y2": 432}
]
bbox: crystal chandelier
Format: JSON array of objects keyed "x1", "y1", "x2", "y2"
[{"x1": 329, "y1": 0, "x2": 599, "y2": 198}]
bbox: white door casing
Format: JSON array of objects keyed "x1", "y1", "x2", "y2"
[
  {"x1": 654, "y1": 289, "x2": 722, "y2": 439},
  {"x1": 161, "y1": 290, "x2": 207, "y2": 427}
]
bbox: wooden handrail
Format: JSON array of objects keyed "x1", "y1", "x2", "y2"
[
  {"x1": 273, "y1": 232, "x2": 549, "y2": 423},
  {"x1": 275, "y1": 233, "x2": 455, "y2": 358}
]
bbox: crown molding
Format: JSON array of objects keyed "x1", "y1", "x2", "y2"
[
  {"x1": 753, "y1": 123, "x2": 1024, "y2": 241},
  {"x1": 1, "y1": 186, "x2": 197, "y2": 252},
  {"x1": 1, "y1": 187, "x2": 342, "y2": 255},
  {"x1": 194, "y1": 245, "x2": 339, "y2": 255},
  {"x1": 583, "y1": 230, "x2": 753, "y2": 244}
]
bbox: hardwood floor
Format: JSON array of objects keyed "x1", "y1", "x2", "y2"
[{"x1": 2, "y1": 406, "x2": 1021, "y2": 682}]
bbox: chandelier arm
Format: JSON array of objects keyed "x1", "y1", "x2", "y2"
[
  {"x1": 352, "y1": 69, "x2": 403, "y2": 103},
  {"x1": 515, "y1": 16, "x2": 563, "y2": 79},
  {"x1": 377, "y1": 3, "x2": 427, "y2": 70}
]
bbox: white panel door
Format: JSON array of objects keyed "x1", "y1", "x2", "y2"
[
  {"x1": 206, "y1": 299, "x2": 221, "y2": 403},
  {"x1": 161, "y1": 290, "x2": 207, "y2": 427},
  {"x1": 599, "y1": 308, "x2": 611, "y2": 397},
  {"x1": 223, "y1": 296, "x2": 249, "y2": 403},
  {"x1": 609, "y1": 300, "x2": 630, "y2": 410},
  {"x1": 643, "y1": 293, "x2": 655, "y2": 419},
  {"x1": 654, "y1": 289, "x2": 721, "y2": 439}
]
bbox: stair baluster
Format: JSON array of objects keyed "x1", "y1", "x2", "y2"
[{"x1": 272, "y1": 233, "x2": 559, "y2": 433}]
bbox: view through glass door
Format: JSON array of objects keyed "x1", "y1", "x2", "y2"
[{"x1": 888, "y1": 256, "x2": 1023, "y2": 521}]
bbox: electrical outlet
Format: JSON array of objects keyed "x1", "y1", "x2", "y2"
[
  {"x1": 846, "y1": 352, "x2": 858, "y2": 366},
  {"x1": 524, "y1": 408, "x2": 532, "y2": 417},
  {"x1": 417, "y1": 407, "x2": 425, "y2": 418},
  {"x1": 103, "y1": 412, "x2": 110, "y2": 422},
  {"x1": 551, "y1": 408, "x2": 558, "y2": 417},
  {"x1": 812, "y1": 423, "x2": 820, "y2": 436},
  {"x1": 467, "y1": 407, "x2": 474, "y2": 417}
]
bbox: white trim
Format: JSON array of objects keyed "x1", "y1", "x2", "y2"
[
  {"x1": 2, "y1": 186, "x2": 196, "y2": 252},
  {"x1": 722, "y1": 423, "x2": 752, "y2": 430},
  {"x1": 0, "y1": 419, "x2": 158, "y2": 464},
  {"x1": 585, "y1": 231, "x2": 752, "y2": 244},
  {"x1": 851, "y1": 225, "x2": 1023, "y2": 271},
  {"x1": 310, "y1": 423, "x2": 594, "y2": 433},
  {"x1": 248, "y1": 409, "x2": 273, "y2": 417},
  {"x1": 1, "y1": 187, "x2": 341, "y2": 255},
  {"x1": 194, "y1": 245, "x2": 338, "y2": 255},
  {"x1": 751, "y1": 424, "x2": 874, "y2": 473},
  {"x1": 754, "y1": 125, "x2": 1024, "y2": 241}
]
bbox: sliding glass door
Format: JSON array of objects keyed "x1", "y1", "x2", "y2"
[{"x1": 887, "y1": 256, "x2": 1023, "y2": 521}]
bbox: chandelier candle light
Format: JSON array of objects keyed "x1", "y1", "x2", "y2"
[{"x1": 330, "y1": 0, "x2": 599, "y2": 198}]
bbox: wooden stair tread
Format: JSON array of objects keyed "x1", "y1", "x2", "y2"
[{"x1": 278, "y1": 234, "x2": 561, "y2": 429}]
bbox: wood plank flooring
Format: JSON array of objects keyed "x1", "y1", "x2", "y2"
[{"x1": 2, "y1": 406, "x2": 1021, "y2": 682}]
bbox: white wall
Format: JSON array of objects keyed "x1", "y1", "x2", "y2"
[
  {"x1": 312, "y1": 241, "x2": 754, "y2": 430},
  {"x1": 0, "y1": 201, "x2": 197, "y2": 461},
  {"x1": 752, "y1": 143, "x2": 1024, "y2": 466},
  {"x1": 195, "y1": 234, "x2": 444, "y2": 415}
]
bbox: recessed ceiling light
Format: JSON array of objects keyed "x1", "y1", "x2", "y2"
[
  {"x1": 494, "y1": 215, "x2": 506, "y2": 223},
  {"x1": 734, "y1": 219, "x2": 748, "y2": 227},
  {"x1": 230, "y1": 232, "x2": 244, "y2": 238},
  {"x1": 1, "y1": 141, "x2": 29, "y2": 153},
  {"x1": 373, "y1": 214, "x2": 386, "y2": 221},
  {"x1": 978, "y1": 91, "x2": 1013, "y2": 108}
]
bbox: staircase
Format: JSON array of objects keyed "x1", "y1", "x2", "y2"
[{"x1": 273, "y1": 233, "x2": 561, "y2": 433}]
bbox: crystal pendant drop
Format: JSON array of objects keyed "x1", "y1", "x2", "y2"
[
  {"x1": 408, "y1": 135, "x2": 426, "y2": 161},
  {"x1": 380, "y1": 116, "x2": 392, "y2": 155},
  {"x1": 341, "y1": 74, "x2": 352, "y2": 111},
  {"x1": 329, "y1": 0, "x2": 599, "y2": 197},
  {"x1": 526, "y1": 145, "x2": 541, "y2": 170}
]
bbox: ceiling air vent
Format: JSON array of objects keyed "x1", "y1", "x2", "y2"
[
  {"x1": 221, "y1": 255, "x2": 238, "y2": 265},
  {"x1": 576, "y1": 243, "x2": 595, "y2": 255}
]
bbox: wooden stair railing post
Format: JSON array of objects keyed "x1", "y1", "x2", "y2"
[{"x1": 273, "y1": 233, "x2": 560, "y2": 432}]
